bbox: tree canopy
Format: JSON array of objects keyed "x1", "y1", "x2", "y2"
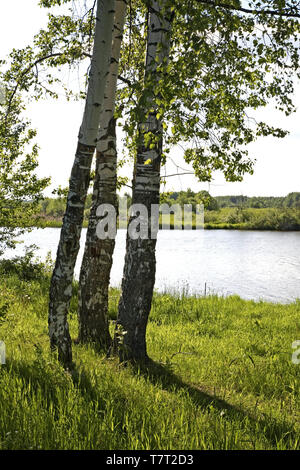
[{"x1": 2, "y1": 0, "x2": 300, "y2": 188}]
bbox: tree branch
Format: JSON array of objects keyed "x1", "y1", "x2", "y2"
[
  {"x1": 161, "y1": 172, "x2": 194, "y2": 178},
  {"x1": 193, "y1": 0, "x2": 300, "y2": 19},
  {"x1": 5, "y1": 51, "x2": 92, "y2": 120},
  {"x1": 118, "y1": 75, "x2": 132, "y2": 86}
]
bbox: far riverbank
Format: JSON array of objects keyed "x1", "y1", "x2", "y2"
[{"x1": 35, "y1": 206, "x2": 300, "y2": 231}]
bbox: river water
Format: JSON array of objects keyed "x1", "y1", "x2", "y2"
[{"x1": 4, "y1": 227, "x2": 300, "y2": 303}]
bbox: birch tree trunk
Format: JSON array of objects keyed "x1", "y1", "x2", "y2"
[
  {"x1": 115, "y1": 0, "x2": 173, "y2": 362},
  {"x1": 78, "y1": 0, "x2": 127, "y2": 348},
  {"x1": 48, "y1": 0, "x2": 115, "y2": 368}
]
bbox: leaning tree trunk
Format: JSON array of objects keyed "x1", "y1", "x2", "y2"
[
  {"x1": 78, "y1": 0, "x2": 127, "y2": 348},
  {"x1": 48, "y1": 0, "x2": 115, "y2": 368},
  {"x1": 115, "y1": 0, "x2": 173, "y2": 362}
]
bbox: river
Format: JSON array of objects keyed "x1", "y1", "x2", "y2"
[{"x1": 4, "y1": 227, "x2": 300, "y2": 303}]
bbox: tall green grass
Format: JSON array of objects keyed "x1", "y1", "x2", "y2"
[{"x1": 0, "y1": 259, "x2": 299, "y2": 450}]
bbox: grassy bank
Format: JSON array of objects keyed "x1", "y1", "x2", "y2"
[{"x1": 0, "y1": 258, "x2": 299, "y2": 450}]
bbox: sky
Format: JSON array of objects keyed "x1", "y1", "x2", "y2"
[{"x1": 1, "y1": 0, "x2": 300, "y2": 198}]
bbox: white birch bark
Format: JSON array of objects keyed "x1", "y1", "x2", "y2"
[
  {"x1": 48, "y1": 0, "x2": 115, "y2": 368},
  {"x1": 78, "y1": 0, "x2": 127, "y2": 347},
  {"x1": 116, "y1": 0, "x2": 173, "y2": 361}
]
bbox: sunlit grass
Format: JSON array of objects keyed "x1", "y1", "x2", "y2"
[{"x1": 0, "y1": 265, "x2": 299, "y2": 450}]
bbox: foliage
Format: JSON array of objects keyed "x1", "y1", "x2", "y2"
[
  {"x1": 33, "y1": 191, "x2": 300, "y2": 231},
  {"x1": 284, "y1": 192, "x2": 300, "y2": 208},
  {"x1": 160, "y1": 188, "x2": 219, "y2": 211},
  {"x1": 123, "y1": 0, "x2": 300, "y2": 182},
  {"x1": 0, "y1": 245, "x2": 53, "y2": 281},
  {"x1": 204, "y1": 207, "x2": 300, "y2": 230},
  {"x1": 2, "y1": 0, "x2": 300, "y2": 189},
  {"x1": 215, "y1": 193, "x2": 300, "y2": 209},
  {"x1": 0, "y1": 83, "x2": 50, "y2": 254},
  {"x1": 161, "y1": 190, "x2": 300, "y2": 211}
]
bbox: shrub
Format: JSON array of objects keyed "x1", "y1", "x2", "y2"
[{"x1": 0, "y1": 245, "x2": 53, "y2": 281}]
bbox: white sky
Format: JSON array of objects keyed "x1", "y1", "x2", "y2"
[{"x1": 1, "y1": 0, "x2": 300, "y2": 198}]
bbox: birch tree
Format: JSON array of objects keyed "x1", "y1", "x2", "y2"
[
  {"x1": 77, "y1": 0, "x2": 127, "y2": 348},
  {"x1": 115, "y1": 0, "x2": 174, "y2": 361},
  {"x1": 48, "y1": 0, "x2": 116, "y2": 368},
  {"x1": 3, "y1": 0, "x2": 300, "y2": 365},
  {"x1": 112, "y1": 0, "x2": 300, "y2": 362}
]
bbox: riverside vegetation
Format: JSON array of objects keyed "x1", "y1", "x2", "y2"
[
  {"x1": 36, "y1": 191, "x2": 300, "y2": 231},
  {"x1": 0, "y1": 252, "x2": 299, "y2": 450}
]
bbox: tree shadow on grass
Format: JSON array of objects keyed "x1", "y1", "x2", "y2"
[
  {"x1": 2, "y1": 357, "x2": 103, "y2": 416},
  {"x1": 131, "y1": 357, "x2": 297, "y2": 450},
  {"x1": 2, "y1": 355, "x2": 297, "y2": 450}
]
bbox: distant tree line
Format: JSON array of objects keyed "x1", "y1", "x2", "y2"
[
  {"x1": 164, "y1": 190, "x2": 300, "y2": 210},
  {"x1": 214, "y1": 192, "x2": 300, "y2": 209},
  {"x1": 37, "y1": 190, "x2": 300, "y2": 220}
]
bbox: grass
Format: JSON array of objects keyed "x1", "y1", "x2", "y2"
[{"x1": 0, "y1": 259, "x2": 299, "y2": 450}]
